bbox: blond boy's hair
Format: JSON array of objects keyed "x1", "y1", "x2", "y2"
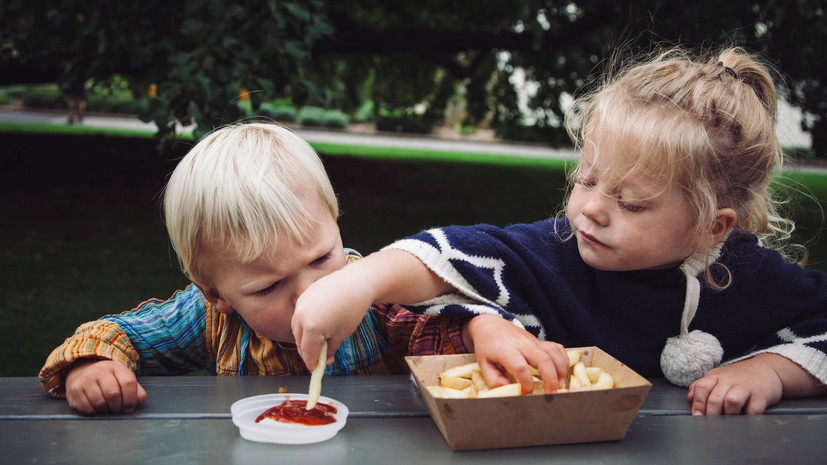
[
  {"x1": 566, "y1": 46, "x2": 793, "y2": 279},
  {"x1": 163, "y1": 122, "x2": 339, "y2": 282}
]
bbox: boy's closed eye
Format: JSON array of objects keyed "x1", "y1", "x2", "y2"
[
  {"x1": 310, "y1": 251, "x2": 333, "y2": 266},
  {"x1": 256, "y1": 281, "x2": 281, "y2": 296},
  {"x1": 254, "y1": 252, "x2": 333, "y2": 296}
]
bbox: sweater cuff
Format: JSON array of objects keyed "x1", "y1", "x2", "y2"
[
  {"x1": 38, "y1": 320, "x2": 140, "y2": 397},
  {"x1": 723, "y1": 343, "x2": 827, "y2": 385}
]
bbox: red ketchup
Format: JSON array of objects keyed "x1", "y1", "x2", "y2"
[{"x1": 255, "y1": 398, "x2": 338, "y2": 426}]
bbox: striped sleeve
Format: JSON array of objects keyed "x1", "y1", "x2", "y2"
[
  {"x1": 39, "y1": 285, "x2": 209, "y2": 396},
  {"x1": 101, "y1": 284, "x2": 208, "y2": 375},
  {"x1": 39, "y1": 319, "x2": 140, "y2": 397}
]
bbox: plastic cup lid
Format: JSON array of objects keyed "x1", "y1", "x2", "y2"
[{"x1": 231, "y1": 393, "x2": 349, "y2": 445}]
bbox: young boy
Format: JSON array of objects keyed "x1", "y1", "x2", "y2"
[{"x1": 39, "y1": 122, "x2": 468, "y2": 415}]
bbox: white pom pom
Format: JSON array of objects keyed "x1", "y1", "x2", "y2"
[{"x1": 660, "y1": 330, "x2": 723, "y2": 387}]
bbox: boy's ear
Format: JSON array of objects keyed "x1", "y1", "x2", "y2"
[
  {"x1": 709, "y1": 208, "x2": 737, "y2": 245},
  {"x1": 195, "y1": 284, "x2": 235, "y2": 315}
]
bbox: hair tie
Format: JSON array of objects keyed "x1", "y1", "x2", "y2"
[{"x1": 723, "y1": 66, "x2": 737, "y2": 79}]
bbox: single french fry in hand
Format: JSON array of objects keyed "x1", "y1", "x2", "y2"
[{"x1": 306, "y1": 340, "x2": 327, "y2": 410}]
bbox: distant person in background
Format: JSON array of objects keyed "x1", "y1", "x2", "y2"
[{"x1": 65, "y1": 78, "x2": 86, "y2": 124}]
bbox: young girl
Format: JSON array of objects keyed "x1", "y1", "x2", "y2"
[{"x1": 292, "y1": 46, "x2": 827, "y2": 415}]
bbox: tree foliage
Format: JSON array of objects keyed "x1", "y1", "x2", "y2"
[
  {"x1": 1, "y1": 0, "x2": 331, "y2": 142},
  {"x1": 2, "y1": 1, "x2": 825, "y2": 155}
]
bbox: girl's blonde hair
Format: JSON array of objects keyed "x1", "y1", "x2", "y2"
[
  {"x1": 163, "y1": 122, "x2": 339, "y2": 282},
  {"x1": 565, "y1": 46, "x2": 794, "y2": 281}
]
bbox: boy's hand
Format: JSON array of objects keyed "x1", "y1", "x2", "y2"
[
  {"x1": 64, "y1": 359, "x2": 147, "y2": 415},
  {"x1": 687, "y1": 353, "x2": 786, "y2": 415},
  {"x1": 463, "y1": 315, "x2": 569, "y2": 394}
]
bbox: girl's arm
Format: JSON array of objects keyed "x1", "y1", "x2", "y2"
[
  {"x1": 292, "y1": 249, "x2": 453, "y2": 370},
  {"x1": 292, "y1": 249, "x2": 570, "y2": 390}
]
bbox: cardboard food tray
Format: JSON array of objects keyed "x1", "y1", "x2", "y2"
[{"x1": 405, "y1": 347, "x2": 652, "y2": 451}]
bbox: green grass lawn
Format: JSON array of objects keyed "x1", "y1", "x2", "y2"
[{"x1": 1, "y1": 129, "x2": 825, "y2": 377}]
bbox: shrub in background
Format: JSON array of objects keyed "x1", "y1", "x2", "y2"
[
  {"x1": 297, "y1": 106, "x2": 326, "y2": 127},
  {"x1": 351, "y1": 100, "x2": 374, "y2": 123},
  {"x1": 21, "y1": 85, "x2": 63, "y2": 109},
  {"x1": 322, "y1": 110, "x2": 348, "y2": 129},
  {"x1": 258, "y1": 102, "x2": 297, "y2": 122}
]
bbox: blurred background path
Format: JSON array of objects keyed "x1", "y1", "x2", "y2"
[{"x1": 0, "y1": 108, "x2": 579, "y2": 161}]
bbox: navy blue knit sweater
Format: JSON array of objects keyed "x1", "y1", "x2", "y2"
[{"x1": 388, "y1": 218, "x2": 827, "y2": 383}]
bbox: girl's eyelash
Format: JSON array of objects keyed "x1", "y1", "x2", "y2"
[
  {"x1": 618, "y1": 201, "x2": 644, "y2": 213},
  {"x1": 577, "y1": 177, "x2": 597, "y2": 188}
]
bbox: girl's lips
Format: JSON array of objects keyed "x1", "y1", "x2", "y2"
[{"x1": 579, "y1": 230, "x2": 607, "y2": 248}]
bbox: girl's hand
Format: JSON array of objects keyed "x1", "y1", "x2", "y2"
[
  {"x1": 463, "y1": 314, "x2": 569, "y2": 394},
  {"x1": 687, "y1": 353, "x2": 784, "y2": 415},
  {"x1": 689, "y1": 353, "x2": 827, "y2": 415},
  {"x1": 292, "y1": 269, "x2": 374, "y2": 371},
  {"x1": 64, "y1": 359, "x2": 147, "y2": 415}
]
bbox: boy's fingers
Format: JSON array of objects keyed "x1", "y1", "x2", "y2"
[
  {"x1": 113, "y1": 368, "x2": 141, "y2": 413},
  {"x1": 98, "y1": 372, "x2": 125, "y2": 413}
]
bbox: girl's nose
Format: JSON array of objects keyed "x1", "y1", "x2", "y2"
[{"x1": 581, "y1": 193, "x2": 609, "y2": 226}]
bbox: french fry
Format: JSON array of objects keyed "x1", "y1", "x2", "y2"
[
  {"x1": 441, "y1": 375, "x2": 473, "y2": 391},
  {"x1": 306, "y1": 340, "x2": 327, "y2": 410},
  {"x1": 440, "y1": 362, "x2": 480, "y2": 379},
  {"x1": 427, "y1": 385, "x2": 469, "y2": 398},
  {"x1": 593, "y1": 371, "x2": 615, "y2": 390},
  {"x1": 586, "y1": 366, "x2": 603, "y2": 383},
  {"x1": 572, "y1": 362, "x2": 591, "y2": 389},
  {"x1": 471, "y1": 369, "x2": 488, "y2": 394},
  {"x1": 477, "y1": 383, "x2": 522, "y2": 398},
  {"x1": 567, "y1": 349, "x2": 581, "y2": 367}
]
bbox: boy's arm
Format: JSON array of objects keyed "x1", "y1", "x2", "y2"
[
  {"x1": 39, "y1": 285, "x2": 208, "y2": 402},
  {"x1": 293, "y1": 249, "x2": 455, "y2": 370},
  {"x1": 39, "y1": 319, "x2": 141, "y2": 397},
  {"x1": 688, "y1": 353, "x2": 827, "y2": 415}
]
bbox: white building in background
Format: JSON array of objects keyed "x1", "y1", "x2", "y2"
[{"x1": 776, "y1": 99, "x2": 811, "y2": 148}]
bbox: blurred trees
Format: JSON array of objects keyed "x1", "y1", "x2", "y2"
[{"x1": 1, "y1": 0, "x2": 825, "y2": 155}]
